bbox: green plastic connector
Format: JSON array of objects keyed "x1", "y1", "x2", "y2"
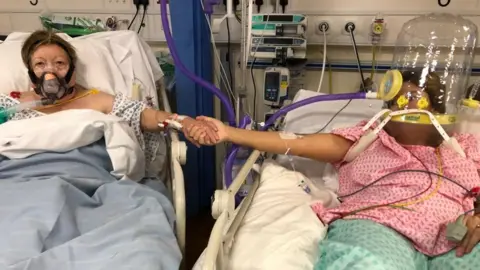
[{"x1": 0, "y1": 108, "x2": 9, "y2": 124}]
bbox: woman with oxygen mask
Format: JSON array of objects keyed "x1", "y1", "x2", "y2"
[
  {"x1": 0, "y1": 30, "x2": 218, "y2": 178},
  {"x1": 189, "y1": 13, "x2": 480, "y2": 269}
]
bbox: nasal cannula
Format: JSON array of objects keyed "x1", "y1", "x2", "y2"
[{"x1": 0, "y1": 99, "x2": 48, "y2": 124}]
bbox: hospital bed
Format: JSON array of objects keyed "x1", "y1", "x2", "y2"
[
  {"x1": 0, "y1": 31, "x2": 186, "y2": 269},
  {"x1": 193, "y1": 90, "x2": 385, "y2": 270}
]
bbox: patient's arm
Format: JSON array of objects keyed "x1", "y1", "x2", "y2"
[
  {"x1": 140, "y1": 108, "x2": 218, "y2": 145},
  {"x1": 96, "y1": 91, "x2": 218, "y2": 145},
  {"x1": 226, "y1": 127, "x2": 352, "y2": 163},
  {"x1": 191, "y1": 116, "x2": 353, "y2": 163}
]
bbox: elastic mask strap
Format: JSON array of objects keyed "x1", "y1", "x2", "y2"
[
  {"x1": 362, "y1": 109, "x2": 391, "y2": 132},
  {"x1": 64, "y1": 63, "x2": 75, "y2": 84}
]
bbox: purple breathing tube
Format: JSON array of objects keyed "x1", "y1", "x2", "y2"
[
  {"x1": 160, "y1": 0, "x2": 250, "y2": 189},
  {"x1": 159, "y1": 0, "x2": 236, "y2": 126},
  {"x1": 159, "y1": 0, "x2": 369, "y2": 191}
]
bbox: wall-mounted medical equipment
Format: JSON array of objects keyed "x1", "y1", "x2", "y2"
[
  {"x1": 251, "y1": 14, "x2": 307, "y2": 37},
  {"x1": 40, "y1": 15, "x2": 105, "y2": 36},
  {"x1": 250, "y1": 37, "x2": 307, "y2": 59},
  {"x1": 263, "y1": 67, "x2": 289, "y2": 106}
]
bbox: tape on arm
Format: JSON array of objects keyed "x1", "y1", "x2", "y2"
[{"x1": 279, "y1": 132, "x2": 303, "y2": 140}]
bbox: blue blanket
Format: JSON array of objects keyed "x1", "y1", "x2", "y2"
[{"x1": 0, "y1": 139, "x2": 181, "y2": 270}]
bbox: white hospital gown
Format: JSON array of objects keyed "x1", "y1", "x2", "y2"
[{"x1": 0, "y1": 92, "x2": 166, "y2": 178}]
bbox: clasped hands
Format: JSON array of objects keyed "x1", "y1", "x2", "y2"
[{"x1": 180, "y1": 116, "x2": 225, "y2": 147}]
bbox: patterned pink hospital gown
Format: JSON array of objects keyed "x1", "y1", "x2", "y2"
[
  {"x1": 0, "y1": 92, "x2": 164, "y2": 178},
  {"x1": 311, "y1": 121, "x2": 480, "y2": 256}
]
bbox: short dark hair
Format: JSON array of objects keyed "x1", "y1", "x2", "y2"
[{"x1": 466, "y1": 83, "x2": 480, "y2": 101}]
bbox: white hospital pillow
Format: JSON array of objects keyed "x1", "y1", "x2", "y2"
[
  {"x1": 283, "y1": 89, "x2": 384, "y2": 134},
  {"x1": 0, "y1": 32, "x2": 128, "y2": 96},
  {"x1": 79, "y1": 31, "x2": 164, "y2": 103}
]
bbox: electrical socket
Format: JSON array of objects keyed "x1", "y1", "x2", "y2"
[
  {"x1": 316, "y1": 20, "x2": 330, "y2": 35},
  {"x1": 342, "y1": 21, "x2": 357, "y2": 35}
]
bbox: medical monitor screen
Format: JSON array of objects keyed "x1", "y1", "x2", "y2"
[
  {"x1": 264, "y1": 15, "x2": 293, "y2": 22},
  {"x1": 263, "y1": 38, "x2": 293, "y2": 45},
  {"x1": 264, "y1": 72, "x2": 280, "y2": 102}
]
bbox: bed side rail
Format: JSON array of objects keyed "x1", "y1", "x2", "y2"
[
  {"x1": 159, "y1": 83, "x2": 187, "y2": 256},
  {"x1": 203, "y1": 150, "x2": 262, "y2": 270}
]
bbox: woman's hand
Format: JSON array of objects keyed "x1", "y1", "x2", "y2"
[
  {"x1": 186, "y1": 116, "x2": 227, "y2": 146},
  {"x1": 456, "y1": 215, "x2": 480, "y2": 257},
  {"x1": 181, "y1": 117, "x2": 219, "y2": 147}
]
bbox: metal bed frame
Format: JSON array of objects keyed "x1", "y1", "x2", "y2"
[
  {"x1": 156, "y1": 82, "x2": 187, "y2": 257},
  {"x1": 202, "y1": 150, "x2": 263, "y2": 270}
]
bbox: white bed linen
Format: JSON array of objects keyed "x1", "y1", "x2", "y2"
[
  {"x1": 194, "y1": 160, "x2": 337, "y2": 270},
  {"x1": 195, "y1": 90, "x2": 386, "y2": 269},
  {"x1": 0, "y1": 31, "x2": 163, "y2": 104},
  {"x1": 77, "y1": 31, "x2": 164, "y2": 104},
  {"x1": 0, "y1": 109, "x2": 145, "y2": 181},
  {"x1": 0, "y1": 33, "x2": 129, "y2": 96}
]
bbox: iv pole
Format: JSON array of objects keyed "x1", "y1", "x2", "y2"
[{"x1": 237, "y1": 0, "x2": 249, "y2": 125}]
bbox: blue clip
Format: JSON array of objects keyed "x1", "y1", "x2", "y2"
[{"x1": 298, "y1": 179, "x2": 311, "y2": 194}]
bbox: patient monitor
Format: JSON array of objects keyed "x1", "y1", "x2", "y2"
[{"x1": 263, "y1": 67, "x2": 289, "y2": 107}]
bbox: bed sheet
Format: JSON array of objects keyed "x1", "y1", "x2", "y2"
[
  {"x1": 0, "y1": 139, "x2": 180, "y2": 270},
  {"x1": 194, "y1": 160, "x2": 337, "y2": 270},
  {"x1": 0, "y1": 110, "x2": 180, "y2": 269}
]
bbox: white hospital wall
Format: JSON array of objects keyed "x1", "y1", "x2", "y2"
[
  {"x1": 246, "y1": 45, "x2": 480, "y2": 121},
  {"x1": 217, "y1": 0, "x2": 480, "y2": 121},
  {"x1": 2, "y1": 0, "x2": 480, "y2": 120},
  {"x1": 0, "y1": 0, "x2": 169, "y2": 42}
]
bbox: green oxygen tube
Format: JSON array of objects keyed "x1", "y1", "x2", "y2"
[{"x1": 0, "y1": 99, "x2": 47, "y2": 124}]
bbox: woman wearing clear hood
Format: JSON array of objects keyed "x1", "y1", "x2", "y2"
[{"x1": 190, "y1": 13, "x2": 480, "y2": 269}]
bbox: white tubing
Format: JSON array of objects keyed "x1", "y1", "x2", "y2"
[{"x1": 317, "y1": 29, "x2": 327, "y2": 93}]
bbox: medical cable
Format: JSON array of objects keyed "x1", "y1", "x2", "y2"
[
  {"x1": 338, "y1": 161, "x2": 472, "y2": 218},
  {"x1": 316, "y1": 26, "x2": 327, "y2": 93},
  {"x1": 202, "y1": 2, "x2": 234, "y2": 94},
  {"x1": 310, "y1": 100, "x2": 352, "y2": 134},
  {"x1": 128, "y1": 4, "x2": 140, "y2": 30},
  {"x1": 251, "y1": 57, "x2": 258, "y2": 120},
  {"x1": 371, "y1": 45, "x2": 377, "y2": 79},
  {"x1": 338, "y1": 149, "x2": 440, "y2": 203},
  {"x1": 279, "y1": 0, "x2": 288, "y2": 13},
  {"x1": 224, "y1": 13, "x2": 283, "y2": 189},
  {"x1": 226, "y1": 18, "x2": 235, "y2": 107},
  {"x1": 338, "y1": 168, "x2": 471, "y2": 204},
  {"x1": 348, "y1": 24, "x2": 366, "y2": 91},
  {"x1": 327, "y1": 56, "x2": 333, "y2": 94},
  {"x1": 248, "y1": 13, "x2": 270, "y2": 119},
  {"x1": 438, "y1": 0, "x2": 451, "y2": 7},
  {"x1": 201, "y1": 1, "x2": 236, "y2": 104},
  {"x1": 0, "y1": 89, "x2": 99, "y2": 124},
  {"x1": 137, "y1": 5, "x2": 147, "y2": 34},
  {"x1": 160, "y1": 0, "x2": 236, "y2": 125},
  {"x1": 311, "y1": 26, "x2": 362, "y2": 131}
]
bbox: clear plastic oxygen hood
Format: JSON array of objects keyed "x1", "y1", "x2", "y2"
[{"x1": 387, "y1": 13, "x2": 478, "y2": 126}]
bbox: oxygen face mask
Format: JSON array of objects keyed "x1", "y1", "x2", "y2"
[
  {"x1": 34, "y1": 72, "x2": 74, "y2": 103},
  {"x1": 28, "y1": 58, "x2": 75, "y2": 104}
]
